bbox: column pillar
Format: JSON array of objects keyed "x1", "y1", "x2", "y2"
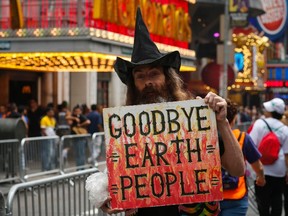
[
  {"x1": 109, "y1": 72, "x2": 126, "y2": 107},
  {"x1": 41, "y1": 72, "x2": 53, "y2": 106},
  {"x1": 70, "y1": 72, "x2": 97, "y2": 108},
  {"x1": 57, "y1": 72, "x2": 70, "y2": 105}
]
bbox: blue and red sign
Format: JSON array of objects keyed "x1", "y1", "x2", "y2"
[{"x1": 251, "y1": 0, "x2": 288, "y2": 41}]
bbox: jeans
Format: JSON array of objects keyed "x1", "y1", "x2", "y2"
[
  {"x1": 255, "y1": 175, "x2": 285, "y2": 216},
  {"x1": 41, "y1": 139, "x2": 56, "y2": 171},
  {"x1": 73, "y1": 138, "x2": 87, "y2": 169},
  {"x1": 219, "y1": 195, "x2": 248, "y2": 216}
]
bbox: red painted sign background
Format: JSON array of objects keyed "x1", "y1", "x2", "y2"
[{"x1": 103, "y1": 100, "x2": 223, "y2": 209}]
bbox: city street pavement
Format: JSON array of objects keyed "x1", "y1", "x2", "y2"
[
  {"x1": 246, "y1": 204, "x2": 285, "y2": 216},
  {"x1": 247, "y1": 206, "x2": 258, "y2": 216},
  {"x1": 246, "y1": 195, "x2": 285, "y2": 216}
]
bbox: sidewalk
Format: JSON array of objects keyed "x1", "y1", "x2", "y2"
[{"x1": 246, "y1": 197, "x2": 285, "y2": 216}]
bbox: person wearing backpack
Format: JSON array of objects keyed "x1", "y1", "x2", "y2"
[
  {"x1": 219, "y1": 99, "x2": 266, "y2": 216},
  {"x1": 249, "y1": 98, "x2": 288, "y2": 216}
]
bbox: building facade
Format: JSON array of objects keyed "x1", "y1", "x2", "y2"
[{"x1": 0, "y1": 0, "x2": 196, "y2": 108}]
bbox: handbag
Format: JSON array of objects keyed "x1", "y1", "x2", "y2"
[{"x1": 72, "y1": 126, "x2": 88, "y2": 134}]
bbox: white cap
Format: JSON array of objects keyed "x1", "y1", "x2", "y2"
[{"x1": 263, "y1": 98, "x2": 285, "y2": 114}]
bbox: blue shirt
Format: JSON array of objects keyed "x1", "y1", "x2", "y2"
[
  {"x1": 86, "y1": 111, "x2": 102, "y2": 134},
  {"x1": 242, "y1": 133, "x2": 261, "y2": 164}
]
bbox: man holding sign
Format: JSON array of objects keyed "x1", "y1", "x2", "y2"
[{"x1": 100, "y1": 8, "x2": 245, "y2": 216}]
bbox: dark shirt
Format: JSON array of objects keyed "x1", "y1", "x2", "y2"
[
  {"x1": 57, "y1": 111, "x2": 70, "y2": 130},
  {"x1": 7, "y1": 111, "x2": 21, "y2": 119},
  {"x1": 27, "y1": 107, "x2": 44, "y2": 137},
  {"x1": 137, "y1": 205, "x2": 179, "y2": 216},
  {"x1": 86, "y1": 111, "x2": 102, "y2": 134},
  {"x1": 240, "y1": 112, "x2": 251, "y2": 123},
  {"x1": 71, "y1": 114, "x2": 88, "y2": 135}
]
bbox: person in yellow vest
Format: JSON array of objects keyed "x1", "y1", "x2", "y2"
[{"x1": 219, "y1": 99, "x2": 266, "y2": 216}]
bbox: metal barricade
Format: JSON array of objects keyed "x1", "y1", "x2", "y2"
[
  {"x1": 91, "y1": 132, "x2": 106, "y2": 169},
  {"x1": 0, "y1": 139, "x2": 20, "y2": 183},
  {"x1": 246, "y1": 176, "x2": 259, "y2": 214},
  {"x1": 19, "y1": 136, "x2": 60, "y2": 182},
  {"x1": 0, "y1": 190, "x2": 5, "y2": 216},
  {"x1": 60, "y1": 134, "x2": 93, "y2": 173},
  {"x1": 5, "y1": 168, "x2": 99, "y2": 216}
]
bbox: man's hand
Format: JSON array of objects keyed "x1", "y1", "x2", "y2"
[
  {"x1": 256, "y1": 175, "x2": 266, "y2": 187},
  {"x1": 203, "y1": 92, "x2": 227, "y2": 123},
  {"x1": 200, "y1": 92, "x2": 245, "y2": 177},
  {"x1": 74, "y1": 117, "x2": 80, "y2": 123},
  {"x1": 100, "y1": 197, "x2": 123, "y2": 215}
]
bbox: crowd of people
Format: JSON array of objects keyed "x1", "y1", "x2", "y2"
[
  {"x1": 3, "y1": 6, "x2": 288, "y2": 215},
  {"x1": 86, "y1": 8, "x2": 288, "y2": 216},
  {"x1": 0, "y1": 100, "x2": 104, "y2": 171}
]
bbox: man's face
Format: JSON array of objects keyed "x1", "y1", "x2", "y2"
[
  {"x1": 132, "y1": 65, "x2": 168, "y2": 104},
  {"x1": 73, "y1": 108, "x2": 82, "y2": 116},
  {"x1": 29, "y1": 100, "x2": 38, "y2": 109},
  {"x1": 0, "y1": 105, "x2": 5, "y2": 114},
  {"x1": 47, "y1": 109, "x2": 54, "y2": 117}
]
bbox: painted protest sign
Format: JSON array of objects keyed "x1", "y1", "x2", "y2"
[{"x1": 103, "y1": 99, "x2": 222, "y2": 209}]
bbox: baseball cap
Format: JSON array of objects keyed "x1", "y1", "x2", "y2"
[{"x1": 263, "y1": 98, "x2": 285, "y2": 114}]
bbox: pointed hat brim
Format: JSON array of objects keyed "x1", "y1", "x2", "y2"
[
  {"x1": 114, "y1": 50, "x2": 180, "y2": 84},
  {"x1": 113, "y1": 7, "x2": 181, "y2": 85}
]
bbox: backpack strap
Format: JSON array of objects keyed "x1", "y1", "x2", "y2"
[
  {"x1": 276, "y1": 124, "x2": 285, "y2": 131},
  {"x1": 237, "y1": 132, "x2": 243, "y2": 142},
  {"x1": 262, "y1": 119, "x2": 272, "y2": 132},
  {"x1": 262, "y1": 119, "x2": 284, "y2": 132}
]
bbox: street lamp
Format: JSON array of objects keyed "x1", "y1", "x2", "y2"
[{"x1": 219, "y1": 0, "x2": 229, "y2": 98}]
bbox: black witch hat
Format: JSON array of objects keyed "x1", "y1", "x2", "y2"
[{"x1": 114, "y1": 8, "x2": 181, "y2": 85}]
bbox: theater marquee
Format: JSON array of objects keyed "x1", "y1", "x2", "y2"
[{"x1": 93, "y1": 0, "x2": 192, "y2": 48}]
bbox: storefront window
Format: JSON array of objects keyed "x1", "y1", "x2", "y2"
[{"x1": 97, "y1": 80, "x2": 108, "y2": 108}]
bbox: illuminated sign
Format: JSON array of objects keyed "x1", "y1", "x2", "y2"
[
  {"x1": 234, "y1": 52, "x2": 244, "y2": 72},
  {"x1": 9, "y1": 0, "x2": 24, "y2": 29},
  {"x1": 252, "y1": 0, "x2": 288, "y2": 41},
  {"x1": 229, "y1": 0, "x2": 249, "y2": 27},
  {"x1": 22, "y1": 85, "x2": 31, "y2": 94},
  {"x1": 265, "y1": 80, "x2": 288, "y2": 87},
  {"x1": 92, "y1": 0, "x2": 192, "y2": 48}
]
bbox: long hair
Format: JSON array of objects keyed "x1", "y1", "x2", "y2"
[
  {"x1": 125, "y1": 67, "x2": 192, "y2": 105},
  {"x1": 226, "y1": 99, "x2": 238, "y2": 124},
  {"x1": 271, "y1": 111, "x2": 283, "y2": 120}
]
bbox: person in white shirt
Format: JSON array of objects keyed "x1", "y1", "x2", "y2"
[{"x1": 249, "y1": 98, "x2": 288, "y2": 216}]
